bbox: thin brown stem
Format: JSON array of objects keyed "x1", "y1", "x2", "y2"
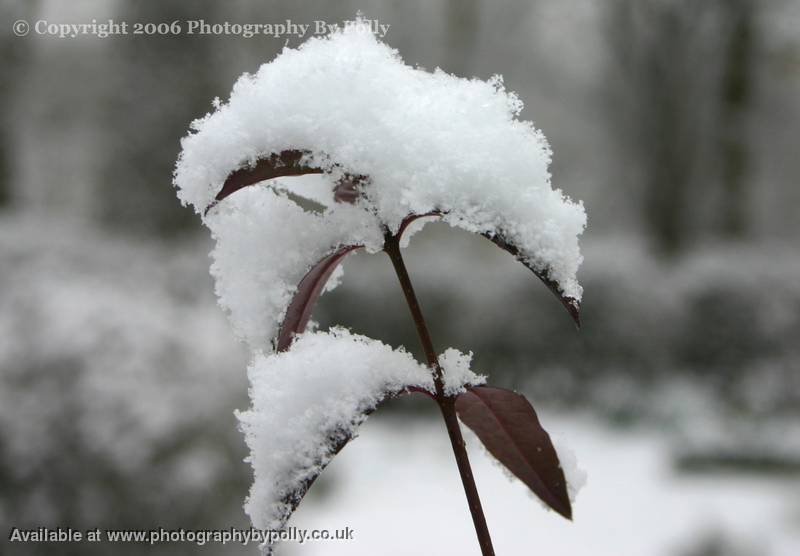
[
  {"x1": 383, "y1": 233, "x2": 445, "y2": 397},
  {"x1": 384, "y1": 232, "x2": 495, "y2": 556}
]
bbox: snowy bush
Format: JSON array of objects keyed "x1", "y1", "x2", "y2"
[
  {"x1": 175, "y1": 20, "x2": 586, "y2": 555},
  {"x1": 0, "y1": 216, "x2": 249, "y2": 555}
]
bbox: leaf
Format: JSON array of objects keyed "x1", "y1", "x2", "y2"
[
  {"x1": 276, "y1": 245, "x2": 362, "y2": 351},
  {"x1": 203, "y1": 151, "x2": 370, "y2": 351},
  {"x1": 259, "y1": 416, "x2": 364, "y2": 555},
  {"x1": 265, "y1": 215, "x2": 433, "y2": 355},
  {"x1": 265, "y1": 386, "x2": 430, "y2": 554},
  {"x1": 205, "y1": 149, "x2": 367, "y2": 214},
  {"x1": 482, "y1": 232, "x2": 581, "y2": 328},
  {"x1": 396, "y1": 210, "x2": 442, "y2": 239},
  {"x1": 273, "y1": 422, "x2": 358, "y2": 536},
  {"x1": 206, "y1": 151, "x2": 580, "y2": 330},
  {"x1": 400, "y1": 212, "x2": 580, "y2": 327},
  {"x1": 455, "y1": 385, "x2": 572, "y2": 519},
  {"x1": 206, "y1": 150, "x2": 322, "y2": 214}
]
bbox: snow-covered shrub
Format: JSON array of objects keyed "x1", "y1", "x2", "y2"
[
  {"x1": 0, "y1": 216, "x2": 249, "y2": 555},
  {"x1": 175, "y1": 19, "x2": 586, "y2": 554}
]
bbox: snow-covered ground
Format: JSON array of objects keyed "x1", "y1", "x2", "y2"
[{"x1": 289, "y1": 414, "x2": 800, "y2": 556}]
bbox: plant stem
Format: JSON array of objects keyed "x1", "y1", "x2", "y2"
[
  {"x1": 383, "y1": 234, "x2": 445, "y2": 398},
  {"x1": 384, "y1": 233, "x2": 496, "y2": 556}
]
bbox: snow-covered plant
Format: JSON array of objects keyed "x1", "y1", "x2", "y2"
[{"x1": 174, "y1": 20, "x2": 586, "y2": 555}]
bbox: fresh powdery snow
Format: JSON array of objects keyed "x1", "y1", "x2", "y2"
[
  {"x1": 206, "y1": 186, "x2": 383, "y2": 347},
  {"x1": 553, "y1": 438, "x2": 588, "y2": 503},
  {"x1": 173, "y1": 21, "x2": 586, "y2": 350},
  {"x1": 439, "y1": 348, "x2": 486, "y2": 396},
  {"x1": 236, "y1": 329, "x2": 484, "y2": 533},
  {"x1": 173, "y1": 19, "x2": 586, "y2": 552}
]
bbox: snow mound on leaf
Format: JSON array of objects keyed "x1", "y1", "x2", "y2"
[
  {"x1": 206, "y1": 187, "x2": 383, "y2": 347},
  {"x1": 439, "y1": 348, "x2": 486, "y2": 396},
  {"x1": 553, "y1": 437, "x2": 587, "y2": 503},
  {"x1": 174, "y1": 19, "x2": 586, "y2": 303},
  {"x1": 236, "y1": 328, "x2": 483, "y2": 537}
]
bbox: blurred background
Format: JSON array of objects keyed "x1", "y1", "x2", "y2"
[{"x1": 1, "y1": 0, "x2": 799, "y2": 554}]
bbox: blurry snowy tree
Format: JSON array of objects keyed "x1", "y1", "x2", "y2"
[
  {"x1": 0, "y1": 0, "x2": 38, "y2": 207},
  {"x1": 605, "y1": 0, "x2": 762, "y2": 253},
  {"x1": 717, "y1": 0, "x2": 755, "y2": 238},
  {"x1": 98, "y1": 0, "x2": 225, "y2": 235},
  {"x1": 0, "y1": 219, "x2": 251, "y2": 556}
]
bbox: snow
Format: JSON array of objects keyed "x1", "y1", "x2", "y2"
[
  {"x1": 290, "y1": 415, "x2": 800, "y2": 556},
  {"x1": 272, "y1": 174, "x2": 336, "y2": 208},
  {"x1": 174, "y1": 19, "x2": 587, "y2": 326},
  {"x1": 236, "y1": 328, "x2": 483, "y2": 538},
  {"x1": 439, "y1": 348, "x2": 486, "y2": 395},
  {"x1": 205, "y1": 187, "x2": 383, "y2": 348},
  {"x1": 0, "y1": 215, "x2": 248, "y2": 526},
  {"x1": 173, "y1": 20, "x2": 587, "y2": 547},
  {"x1": 4, "y1": 215, "x2": 797, "y2": 555},
  {"x1": 554, "y1": 437, "x2": 588, "y2": 503}
]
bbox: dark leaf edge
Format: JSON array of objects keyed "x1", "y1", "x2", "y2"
[
  {"x1": 455, "y1": 385, "x2": 573, "y2": 520},
  {"x1": 276, "y1": 245, "x2": 363, "y2": 352},
  {"x1": 399, "y1": 210, "x2": 580, "y2": 328},
  {"x1": 206, "y1": 151, "x2": 579, "y2": 328},
  {"x1": 482, "y1": 232, "x2": 581, "y2": 328},
  {"x1": 265, "y1": 387, "x2": 432, "y2": 553},
  {"x1": 205, "y1": 150, "x2": 321, "y2": 215},
  {"x1": 396, "y1": 210, "x2": 443, "y2": 239},
  {"x1": 204, "y1": 149, "x2": 367, "y2": 215}
]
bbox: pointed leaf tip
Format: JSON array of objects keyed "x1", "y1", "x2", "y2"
[
  {"x1": 204, "y1": 149, "x2": 370, "y2": 215},
  {"x1": 566, "y1": 299, "x2": 581, "y2": 330},
  {"x1": 396, "y1": 210, "x2": 443, "y2": 239},
  {"x1": 266, "y1": 387, "x2": 428, "y2": 551},
  {"x1": 482, "y1": 232, "x2": 581, "y2": 328},
  {"x1": 205, "y1": 150, "x2": 323, "y2": 215},
  {"x1": 455, "y1": 385, "x2": 572, "y2": 520},
  {"x1": 276, "y1": 245, "x2": 362, "y2": 351}
]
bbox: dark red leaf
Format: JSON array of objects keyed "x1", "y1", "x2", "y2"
[
  {"x1": 406, "y1": 385, "x2": 436, "y2": 398},
  {"x1": 204, "y1": 150, "x2": 370, "y2": 215},
  {"x1": 269, "y1": 386, "x2": 432, "y2": 554},
  {"x1": 276, "y1": 245, "x2": 362, "y2": 352},
  {"x1": 273, "y1": 422, "x2": 356, "y2": 542},
  {"x1": 482, "y1": 232, "x2": 581, "y2": 328},
  {"x1": 455, "y1": 385, "x2": 572, "y2": 520},
  {"x1": 393, "y1": 212, "x2": 580, "y2": 328},
  {"x1": 205, "y1": 150, "x2": 322, "y2": 214},
  {"x1": 206, "y1": 151, "x2": 580, "y2": 328},
  {"x1": 396, "y1": 210, "x2": 443, "y2": 239}
]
